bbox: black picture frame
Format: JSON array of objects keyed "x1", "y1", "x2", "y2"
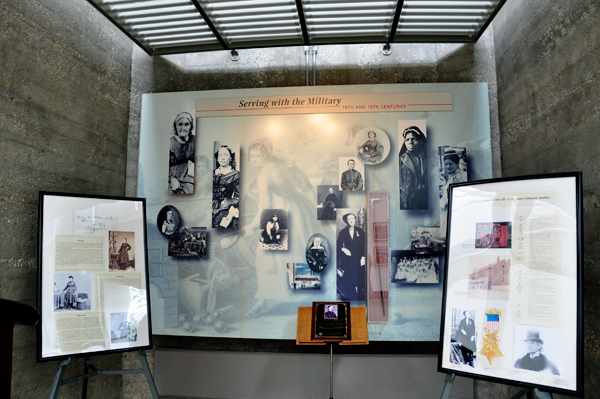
[
  {"x1": 437, "y1": 172, "x2": 583, "y2": 397},
  {"x1": 311, "y1": 302, "x2": 351, "y2": 342},
  {"x1": 37, "y1": 192, "x2": 153, "y2": 362}
]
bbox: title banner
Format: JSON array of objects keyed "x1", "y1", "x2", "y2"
[{"x1": 196, "y1": 92, "x2": 453, "y2": 117}]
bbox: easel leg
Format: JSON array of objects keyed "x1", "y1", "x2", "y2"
[
  {"x1": 81, "y1": 356, "x2": 90, "y2": 399},
  {"x1": 49, "y1": 358, "x2": 71, "y2": 399},
  {"x1": 510, "y1": 388, "x2": 553, "y2": 399},
  {"x1": 439, "y1": 373, "x2": 455, "y2": 399},
  {"x1": 138, "y1": 349, "x2": 159, "y2": 399},
  {"x1": 329, "y1": 344, "x2": 333, "y2": 399}
]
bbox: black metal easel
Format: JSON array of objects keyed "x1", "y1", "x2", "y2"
[
  {"x1": 440, "y1": 374, "x2": 553, "y2": 399},
  {"x1": 49, "y1": 349, "x2": 158, "y2": 399}
]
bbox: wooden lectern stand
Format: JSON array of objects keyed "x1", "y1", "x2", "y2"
[{"x1": 296, "y1": 306, "x2": 368, "y2": 399}]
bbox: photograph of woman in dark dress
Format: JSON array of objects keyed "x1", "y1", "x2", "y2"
[
  {"x1": 169, "y1": 112, "x2": 195, "y2": 194},
  {"x1": 336, "y1": 212, "x2": 366, "y2": 301},
  {"x1": 357, "y1": 130, "x2": 384, "y2": 165},
  {"x1": 212, "y1": 144, "x2": 240, "y2": 229},
  {"x1": 399, "y1": 124, "x2": 428, "y2": 210},
  {"x1": 306, "y1": 235, "x2": 329, "y2": 272},
  {"x1": 260, "y1": 214, "x2": 281, "y2": 245},
  {"x1": 243, "y1": 138, "x2": 315, "y2": 318},
  {"x1": 318, "y1": 186, "x2": 339, "y2": 220},
  {"x1": 118, "y1": 237, "x2": 131, "y2": 269}
]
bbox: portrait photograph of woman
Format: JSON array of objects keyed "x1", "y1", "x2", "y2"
[
  {"x1": 212, "y1": 142, "x2": 240, "y2": 229},
  {"x1": 168, "y1": 111, "x2": 196, "y2": 194},
  {"x1": 398, "y1": 120, "x2": 428, "y2": 210},
  {"x1": 336, "y1": 208, "x2": 367, "y2": 301},
  {"x1": 53, "y1": 272, "x2": 91, "y2": 311},
  {"x1": 352, "y1": 127, "x2": 390, "y2": 166},
  {"x1": 157, "y1": 205, "x2": 181, "y2": 237},
  {"x1": 438, "y1": 146, "x2": 467, "y2": 236},
  {"x1": 316, "y1": 185, "x2": 343, "y2": 220},
  {"x1": 305, "y1": 233, "x2": 330, "y2": 273},
  {"x1": 259, "y1": 209, "x2": 288, "y2": 250}
]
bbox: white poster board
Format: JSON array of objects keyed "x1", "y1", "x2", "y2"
[
  {"x1": 438, "y1": 173, "x2": 583, "y2": 397},
  {"x1": 37, "y1": 192, "x2": 152, "y2": 361}
]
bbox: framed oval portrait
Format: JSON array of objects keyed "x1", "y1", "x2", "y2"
[
  {"x1": 352, "y1": 127, "x2": 391, "y2": 166},
  {"x1": 157, "y1": 205, "x2": 181, "y2": 236}
]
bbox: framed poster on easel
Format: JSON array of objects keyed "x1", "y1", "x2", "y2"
[
  {"x1": 438, "y1": 173, "x2": 583, "y2": 397},
  {"x1": 37, "y1": 192, "x2": 153, "y2": 362}
]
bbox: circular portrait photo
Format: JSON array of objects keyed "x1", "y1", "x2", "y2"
[
  {"x1": 157, "y1": 205, "x2": 182, "y2": 236},
  {"x1": 305, "y1": 233, "x2": 330, "y2": 273},
  {"x1": 352, "y1": 127, "x2": 391, "y2": 166}
]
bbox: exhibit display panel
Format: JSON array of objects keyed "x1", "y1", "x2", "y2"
[
  {"x1": 37, "y1": 193, "x2": 152, "y2": 361},
  {"x1": 138, "y1": 83, "x2": 493, "y2": 349},
  {"x1": 438, "y1": 173, "x2": 583, "y2": 397}
]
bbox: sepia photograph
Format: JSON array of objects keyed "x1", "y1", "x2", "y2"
[
  {"x1": 316, "y1": 185, "x2": 343, "y2": 220},
  {"x1": 259, "y1": 209, "x2": 288, "y2": 250},
  {"x1": 391, "y1": 250, "x2": 439, "y2": 284},
  {"x1": 286, "y1": 263, "x2": 321, "y2": 290},
  {"x1": 449, "y1": 308, "x2": 478, "y2": 368},
  {"x1": 398, "y1": 120, "x2": 428, "y2": 210},
  {"x1": 468, "y1": 255, "x2": 511, "y2": 300},
  {"x1": 352, "y1": 127, "x2": 390, "y2": 166},
  {"x1": 168, "y1": 111, "x2": 195, "y2": 194},
  {"x1": 339, "y1": 157, "x2": 364, "y2": 191},
  {"x1": 109, "y1": 231, "x2": 135, "y2": 272},
  {"x1": 475, "y1": 222, "x2": 512, "y2": 248},
  {"x1": 53, "y1": 272, "x2": 92, "y2": 311},
  {"x1": 157, "y1": 205, "x2": 181, "y2": 236},
  {"x1": 168, "y1": 227, "x2": 207, "y2": 257},
  {"x1": 410, "y1": 226, "x2": 445, "y2": 255},
  {"x1": 212, "y1": 141, "x2": 240, "y2": 229}
]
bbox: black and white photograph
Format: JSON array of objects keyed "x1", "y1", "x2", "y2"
[
  {"x1": 513, "y1": 325, "x2": 561, "y2": 375},
  {"x1": 391, "y1": 250, "x2": 439, "y2": 284},
  {"x1": 336, "y1": 208, "x2": 367, "y2": 300},
  {"x1": 169, "y1": 111, "x2": 195, "y2": 194},
  {"x1": 439, "y1": 146, "x2": 467, "y2": 236},
  {"x1": 110, "y1": 312, "x2": 138, "y2": 343},
  {"x1": 449, "y1": 308, "x2": 477, "y2": 368},
  {"x1": 168, "y1": 227, "x2": 207, "y2": 257},
  {"x1": 410, "y1": 226, "x2": 446, "y2": 255},
  {"x1": 468, "y1": 255, "x2": 511, "y2": 300},
  {"x1": 324, "y1": 304, "x2": 338, "y2": 319},
  {"x1": 286, "y1": 263, "x2": 321, "y2": 290},
  {"x1": 316, "y1": 185, "x2": 343, "y2": 220},
  {"x1": 109, "y1": 231, "x2": 135, "y2": 272},
  {"x1": 352, "y1": 127, "x2": 390, "y2": 166},
  {"x1": 212, "y1": 141, "x2": 240, "y2": 229},
  {"x1": 157, "y1": 205, "x2": 181, "y2": 236},
  {"x1": 54, "y1": 272, "x2": 92, "y2": 311},
  {"x1": 305, "y1": 233, "x2": 330, "y2": 273},
  {"x1": 259, "y1": 209, "x2": 288, "y2": 250},
  {"x1": 339, "y1": 157, "x2": 364, "y2": 191},
  {"x1": 398, "y1": 120, "x2": 428, "y2": 210}
]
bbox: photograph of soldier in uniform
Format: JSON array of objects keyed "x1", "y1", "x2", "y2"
[
  {"x1": 54, "y1": 273, "x2": 91, "y2": 311},
  {"x1": 411, "y1": 226, "x2": 445, "y2": 255},
  {"x1": 168, "y1": 227, "x2": 207, "y2": 257},
  {"x1": 391, "y1": 250, "x2": 439, "y2": 284},
  {"x1": 109, "y1": 231, "x2": 135, "y2": 271},
  {"x1": 317, "y1": 185, "x2": 344, "y2": 220},
  {"x1": 339, "y1": 157, "x2": 364, "y2": 191},
  {"x1": 513, "y1": 326, "x2": 561, "y2": 375},
  {"x1": 449, "y1": 308, "x2": 477, "y2": 367},
  {"x1": 259, "y1": 209, "x2": 288, "y2": 250},
  {"x1": 398, "y1": 121, "x2": 428, "y2": 210}
]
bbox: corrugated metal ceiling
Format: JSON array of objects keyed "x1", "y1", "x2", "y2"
[{"x1": 87, "y1": 0, "x2": 506, "y2": 55}]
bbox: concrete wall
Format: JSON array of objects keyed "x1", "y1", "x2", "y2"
[
  {"x1": 476, "y1": 1, "x2": 600, "y2": 398},
  {"x1": 0, "y1": 0, "x2": 132, "y2": 397}
]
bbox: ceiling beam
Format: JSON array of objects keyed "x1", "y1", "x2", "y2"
[
  {"x1": 387, "y1": 0, "x2": 405, "y2": 43},
  {"x1": 294, "y1": 0, "x2": 310, "y2": 45},
  {"x1": 189, "y1": 0, "x2": 229, "y2": 50}
]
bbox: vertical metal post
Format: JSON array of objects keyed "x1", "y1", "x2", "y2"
[
  {"x1": 304, "y1": 46, "x2": 310, "y2": 86},
  {"x1": 312, "y1": 45, "x2": 318, "y2": 86},
  {"x1": 329, "y1": 343, "x2": 333, "y2": 399}
]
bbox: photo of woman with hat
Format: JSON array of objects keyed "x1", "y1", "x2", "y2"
[
  {"x1": 513, "y1": 329, "x2": 560, "y2": 374},
  {"x1": 169, "y1": 111, "x2": 196, "y2": 194},
  {"x1": 398, "y1": 123, "x2": 428, "y2": 210},
  {"x1": 336, "y1": 209, "x2": 366, "y2": 301}
]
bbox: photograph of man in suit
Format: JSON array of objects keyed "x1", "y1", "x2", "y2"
[
  {"x1": 454, "y1": 310, "x2": 476, "y2": 367},
  {"x1": 336, "y1": 212, "x2": 366, "y2": 300},
  {"x1": 340, "y1": 159, "x2": 363, "y2": 191},
  {"x1": 514, "y1": 331, "x2": 559, "y2": 375}
]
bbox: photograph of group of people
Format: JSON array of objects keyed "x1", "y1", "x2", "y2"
[
  {"x1": 168, "y1": 227, "x2": 207, "y2": 257},
  {"x1": 449, "y1": 308, "x2": 561, "y2": 376},
  {"x1": 391, "y1": 250, "x2": 439, "y2": 284}
]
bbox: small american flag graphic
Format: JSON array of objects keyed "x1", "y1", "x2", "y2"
[{"x1": 486, "y1": 314, "x2": 499, "y2": 331}]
